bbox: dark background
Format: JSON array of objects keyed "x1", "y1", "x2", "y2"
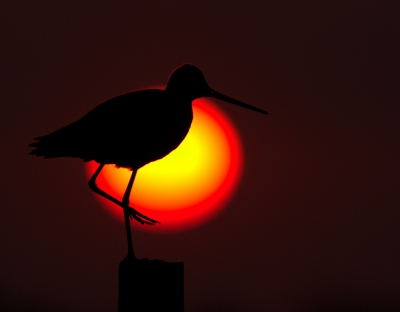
[{"x1": 1, "y1": 1, "x2": 399, "y2": 311}]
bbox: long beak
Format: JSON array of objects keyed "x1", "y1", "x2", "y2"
[{"x1": 210, "y1": 89, "x2": 268, "y2": 115}]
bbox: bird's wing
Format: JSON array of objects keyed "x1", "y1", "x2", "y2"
[
  {"x1": 78, "y1": 89, "x2": 169, "y2": 142},
  {"x1": 30, "y1": 89, "x2": 172, "y2": 162}
]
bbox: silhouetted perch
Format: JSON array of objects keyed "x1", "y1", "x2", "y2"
[{"x1": 119, "y1": 258, "x2": 184, "y2": 312}]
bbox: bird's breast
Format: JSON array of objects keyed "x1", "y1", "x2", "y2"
[{"x1": 122, "y1": 103, "x2": 193, "y2": 169}]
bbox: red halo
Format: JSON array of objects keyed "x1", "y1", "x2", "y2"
[{"x1": 85, "y1": 98, "x2": 243, "y2": 232}]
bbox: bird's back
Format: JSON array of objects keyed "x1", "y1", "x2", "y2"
[{"x1": 29, "y1": 89, "x2": 193, "y2": 169}]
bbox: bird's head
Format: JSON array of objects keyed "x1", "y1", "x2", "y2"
[
  {"x1": 166, "y1": 64, "x2": 211, "y2": 100},
  {"x1": 166, "y1": 64, "x2": 267, "y2": 114}
]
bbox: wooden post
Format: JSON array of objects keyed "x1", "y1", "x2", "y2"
[{"x1": 118, "y1": 258, "x2": 184, "y2": 312}]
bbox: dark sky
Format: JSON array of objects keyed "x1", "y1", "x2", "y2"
[{"x1": 1, "y1": 1, "x2": 399, "y2": 311}]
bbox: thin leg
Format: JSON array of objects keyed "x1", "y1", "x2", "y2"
[
  {"x1": 88, "y1": 164, "x2": 160, "y2": 258},
  {"x1": 88, "y1": 163, "x2": 159, "y2": 225},
  {"x1": 122, "y1": 170, "x2": 137, "y2": 259}
]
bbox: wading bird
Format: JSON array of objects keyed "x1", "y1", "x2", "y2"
[{"x1": 29, "y1": 64, "x2": 267, "y2": 258}]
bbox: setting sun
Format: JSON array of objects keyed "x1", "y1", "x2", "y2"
[{"x1": 86, "y1": 98, "x2": 243, "y2": 232}]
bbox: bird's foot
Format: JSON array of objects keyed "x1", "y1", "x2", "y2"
[
  {"x1": 123, "y1": 253, "x2": 137, "y2": 262},
  {"x1": 125, "y1": 206, "x2": 160, "y2": 226}
]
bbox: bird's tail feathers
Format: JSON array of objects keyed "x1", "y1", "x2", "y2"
[{"x1": 29, "y1": 135, "x2": 78, "y2": 158}]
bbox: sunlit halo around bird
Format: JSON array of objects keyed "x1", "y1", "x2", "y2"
[
  {"x1": 85, "y1": 98, "x2": 243, "y2": 232},
  {"x1": 30, "y1": 64, "x2": 267, "y2": 257}
]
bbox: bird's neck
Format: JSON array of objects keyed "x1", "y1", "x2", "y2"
[{"x1": 168, "y1": 91, "x2": 197, "y2": 105}]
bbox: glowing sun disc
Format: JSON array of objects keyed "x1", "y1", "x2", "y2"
[{"x1": 85, "y1": 98, "x2": 243, "y2": 232}]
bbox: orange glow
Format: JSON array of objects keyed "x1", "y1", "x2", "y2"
[{"x1": 85, "y1": 98, "x2": 243, "y2": 232}]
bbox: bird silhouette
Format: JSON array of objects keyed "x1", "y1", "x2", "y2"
[{"x1": 29, "y1": 64, "x2": 267, "y2": 258}]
